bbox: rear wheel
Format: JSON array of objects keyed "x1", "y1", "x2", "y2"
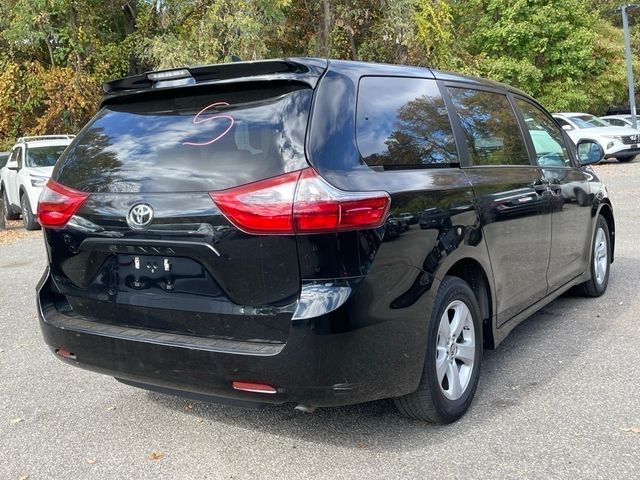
[
  {"x1": 617, "y1": 155, "x2": 635, "y2": 163},
  {"x1": 394, "y1": 276, "x2": 482, "y2": 423},
  {"x1": 3, "y1": 190, "x2": 19, "y2": 220},
  {"x1": 21, "y1": 194, "x2": 40, "y2": 231},
  {"x1": 578, "y1": 215, "x2": 610, "y2": 297}
]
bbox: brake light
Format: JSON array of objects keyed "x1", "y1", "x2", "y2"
[
  {"x1": 210, "y1": 168, "x2": 390, "y2": 234},
  {"x1": 38, "y1": 179, "x2": 90, "y2": 229}
]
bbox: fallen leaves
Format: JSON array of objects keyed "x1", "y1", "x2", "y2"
[
  {"x1": 356, "y1": 443, "x2": 368, "y2": 449},
  {"x1": 19, "y1": 475, "x2": 29, "y2": 480},
  {"x1": 105, "y1": 406, "x2": 116, "y2": 412},
  {"x1": 0, "y1": 221, "x2": 40, "y2": 245},
  {"x1": 621, "y1": 427, "x2": 640, "y2": 433},
  {"x1": 10, "y1": 418, "x2": 24, "y2": 424},
  {"x1": 147, "y1": 452, "x2": 164, "y2": 461}
]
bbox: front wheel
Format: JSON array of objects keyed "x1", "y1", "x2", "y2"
[
  {"x1": 578, "y1": 215, "x2": 610, "y2": 297},
  {"x1": 394, "y1": 276, "x2": 482, "y2": 423},
  {"x1": 21, "y1": 194, "x2": 40, "y2": 231},
  {"x1": 616, "y1": 155, "x2": 635, "y2": 163}
]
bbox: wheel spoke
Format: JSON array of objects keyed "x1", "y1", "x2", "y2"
[
  {"x1": 449, "y1": 307, "x2": 462, "y2": 339},
  {"x1": 447, "y1": 362, "x2": 462, "y2": 398},
  {"x1": 455, "y1": 343, "x2": 475, "y2": 364},
  {"x1": 436, "y1": 355, "x2": 448, "y2": 383},
  {"x1": 438, "y1": 313, "x2": 450, "y2": 339}
]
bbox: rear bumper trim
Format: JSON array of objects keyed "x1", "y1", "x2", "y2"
[{"x1": 38, "y1": 276, "x2": 283, "y2": 356}]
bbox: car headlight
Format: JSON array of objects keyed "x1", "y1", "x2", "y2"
[
  {"x1": 30, "y1": 175, "x2": 49, "y2": 187},
  {"x1": 602, "y1": 135, "x2": 622, "y2": 141}
]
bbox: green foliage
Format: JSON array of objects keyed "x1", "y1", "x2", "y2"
[
  {"x1": 449, "y1": 0, "x2": 631, "y2": 112},
  {"x1": 0, "y1": 0, "x2": 636, "y2": 147}
]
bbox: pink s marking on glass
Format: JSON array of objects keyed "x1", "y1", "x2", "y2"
[{"x1": 183, "y1": 102, "x2": 235, "y2": 146}]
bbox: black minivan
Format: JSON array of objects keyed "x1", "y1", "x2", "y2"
[{"x1": 37, "y1": 58, "x2": 614, "y2": 423}]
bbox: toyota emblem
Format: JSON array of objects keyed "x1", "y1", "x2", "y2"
[{"x1": 127, "y1": 203, "x2": 154, "y2": 229}]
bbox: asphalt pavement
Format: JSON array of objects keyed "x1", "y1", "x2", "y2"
[{"x1": 1, "y1": 160, "x2": 639, "y2": 479}]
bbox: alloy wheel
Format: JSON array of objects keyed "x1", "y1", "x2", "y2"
[
  {"x1": 436, "y1": 300, "x2": 476, "y2": 400},
  {"x1": 594, "y1": 227, "x2": 608, "y2": 285}
]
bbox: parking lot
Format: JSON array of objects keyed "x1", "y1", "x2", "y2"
[{"x1": 1, "y1": 161, "x2": 639, "y2": 480}]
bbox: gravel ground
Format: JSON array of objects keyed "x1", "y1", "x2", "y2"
[{"x1": 0, "y1": 160, "x2": 639, "y2": 479}]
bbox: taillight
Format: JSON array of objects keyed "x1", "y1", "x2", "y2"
[
  {"x1": 38, "y1": 179, "x2": 90, "y2": 229},
  {"x1": 210, "y1": 168, "x2": 390, "y2": 234}
]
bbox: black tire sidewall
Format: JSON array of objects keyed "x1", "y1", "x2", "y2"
[{"x1": 425, "y1": 277, "x2": 482, "y2": 421}]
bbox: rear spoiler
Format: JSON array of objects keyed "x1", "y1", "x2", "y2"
[{"x1": 102, "y1": 58, "x2": 328, "y2": 104}]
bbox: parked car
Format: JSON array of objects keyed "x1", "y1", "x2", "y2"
[
  {"x1": 0, "y1": 151, "x2": 8, "y2": 184},
  {"x1": 552, "y1": 112, "x2": 640, "y2": 162},
  {"x1": 1, "y1": 135, "x2": 73, "y2": 229},
  {"x1": 37, "y1": 59, "x2": 614, "y2": 424},
  {"x1": 600, "y1": 115, "x2": 636, "y2": 128}
]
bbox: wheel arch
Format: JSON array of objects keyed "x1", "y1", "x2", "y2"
[
  {"x1": 597, "y1": 201, "x2": 615, "y2": 263},
  {"x1": 443, "y1": 257, "x2": 495, "y2": 349}
]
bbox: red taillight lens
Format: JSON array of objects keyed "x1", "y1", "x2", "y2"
[
  {"x1": 38, "y1": 179, "x2": 90, "y2": 229},
  {"x1": 210, "y1": 168, "x2": 390, "y2": 234},
  {"x1": 210, "y1": 170, "x2": 301, "y2": 234},
  {"x1": 293, "y1": 168, "x2": 390, "y2": 233}
]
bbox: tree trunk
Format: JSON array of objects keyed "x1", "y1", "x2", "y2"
[
  {"x1": 316, "y1": 0, "x2": 331, "y2": 57},
  {"x1": 123, "y1": 0, "x2": 139, "y2": 74}
]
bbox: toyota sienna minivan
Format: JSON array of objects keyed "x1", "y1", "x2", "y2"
[{"x1": 37, "y1": 58, "x2": 614, "y2": 423}]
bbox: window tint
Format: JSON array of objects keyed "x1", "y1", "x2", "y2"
[
  {"x1": 554, "y1": 117, "x2": 573, "y2": 129},
  {"x1": 447, "y1": 88, "x2": 529, "y2": 166},
  {"x1": 12, "y1": 147, "x2": 23, "y2": 169},
  {"x1": 55, "y1": 84, "x2": 312, "y2": 193},
  {"x1": 26, "y1": 145, "x2": 67, "y2": 168},
  {"x1": 606, "y1": 118, "x2": 627, "y2": 127},
  {"x1": 516, "y1": 100, "x2": 571, "y2": 167},
  {"x1": 356, "y1": 77, "x2": 458, "y2": 168}
]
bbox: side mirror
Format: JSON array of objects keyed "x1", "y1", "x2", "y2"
[
  {"x1": 7, "y1": 161, "x2": 19, "y2": 171},
  {"x1": 561, "y1": 124, "x2": 573, "y2": 131},
  {"x1": 576, "y1": 140, "x2": 604, "y2": 166}
]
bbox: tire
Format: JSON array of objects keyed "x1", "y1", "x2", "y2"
[
  {"x1": 394, "y1": 276, "x2": 482, "y2": 423},
  {"x1": 3, "y1": 190, "x2": 19, "y2": 221},
  {"x1": 20, "y1": 193, "x2": 40, "y2": 231},
  {"x1": 616, "y1": 155, "x2": 635, "y2": 163},
  {"x1": 578, "y1": 215, "x2": 610, "y2": 297}
]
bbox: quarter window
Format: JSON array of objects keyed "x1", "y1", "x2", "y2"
[
  {"x1": 447, "y1": 88, "x2": 530, "y2": 166},
  {"x1": 516, "y1": 100, "x2": 572, "y2": 167},
  {"x1": 356, "y1": 77, "x2": 458, "y2": 168}
]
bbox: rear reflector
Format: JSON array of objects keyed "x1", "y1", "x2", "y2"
[
  {"x1": 55, "y1": 348, "x2": 76, "y2": 360},
  {"x1": 210, "y1": 168, "x2": 390, "y2": 234},
  {"x1": 232, "y1": 381, "x2": 277, "y2": 394},
  {"x1": 38, "y1": 179, "x2": 90, "y2": 229}
]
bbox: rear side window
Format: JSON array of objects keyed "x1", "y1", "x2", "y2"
[
  {"x1": 356, "y1": 77, "x2": 458, "y2": 169},
  {"x1": 447, "y1": 88, "x2": 530, "y2": 166},
  {"x1": 54, "y1": 83, "x2": 312, "y2": 193}
]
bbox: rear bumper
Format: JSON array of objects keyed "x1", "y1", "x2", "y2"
[{"x1": 37, "y1": 269, "x2": 426, "y2": 408}]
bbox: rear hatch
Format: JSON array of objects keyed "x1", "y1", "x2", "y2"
[{"x1": 44, "y1": 65, "x2": 321, "y2": 345}]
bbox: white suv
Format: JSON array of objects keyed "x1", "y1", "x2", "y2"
[
  {"x1": 552, "y1": 112, "x2": 640, "y2": 163},
  {"x1": 1, "y1": 135, "x2": 73, "y2": 229}
]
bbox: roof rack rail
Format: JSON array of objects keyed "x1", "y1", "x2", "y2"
[{"x1": 17, "y1": 135, "x2": 75, "y2": 143}]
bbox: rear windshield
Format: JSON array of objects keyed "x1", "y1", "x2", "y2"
[
  {"x1": 54, "y1": 83, "x2": 312, "y2": 192},
  {"x1": 26, "y1": 145, "x2": 67, "y2": 167}
]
